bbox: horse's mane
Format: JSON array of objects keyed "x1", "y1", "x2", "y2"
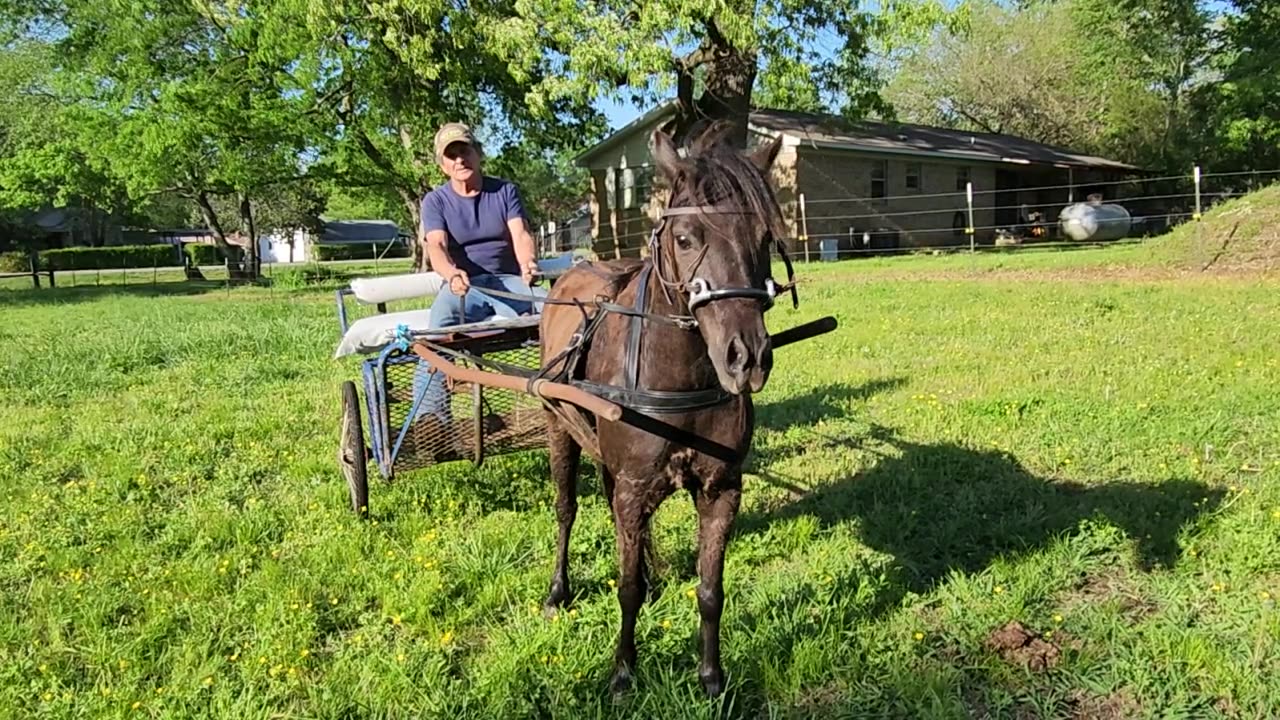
[{"x1": 672, "y1": 121, "x2": 788, "y2": 264}]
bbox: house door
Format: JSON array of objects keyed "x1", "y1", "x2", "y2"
[{"x1": 995, "y1": 170, "x2": 1020, "y2": 229}]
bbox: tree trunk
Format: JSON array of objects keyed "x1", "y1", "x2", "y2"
[
  {"x1": 668, "y1": 19, "x2": 758, "y2": 149},
  {"x1": 400, "y1": 189, "x2": 426, "y2": 272},
  {"x1": 238, "y1": 192, "x2": 260, "y2": 278},
  {"x1": 195, "y1": 191, "x2": 243, "y2": 273}
]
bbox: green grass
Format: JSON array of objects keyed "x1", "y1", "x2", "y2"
[{"x1": 2, "y1": 241, "x2": 1279, "y2": 718}]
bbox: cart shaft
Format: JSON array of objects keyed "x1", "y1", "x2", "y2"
[{"x1": 411, "y1": 344, "x2": 624, "y2": 422}]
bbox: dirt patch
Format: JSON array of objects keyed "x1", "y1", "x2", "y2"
[
  {"x1": 792, "y1": 681, "x2": 848, "y2": 717},
  {"x1": 985, "y1": 621, "x2": 1062, "y2": 672},
  {"x1": 1065, "y1": 688, "x2": 1142, "y2": 720},
  {"x1": 1061, "y1": 570, "x2": 1158, "y2": 624}
]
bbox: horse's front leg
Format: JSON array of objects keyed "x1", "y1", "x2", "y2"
[
  {"x1": 609, "y1": 494, "x2": 650, "y2": 695},
  {"x1": 543, "y1": 410, "x2": 581, "y2": 614},
  {"x1": 693, "y1": 482, "x2": 741, "y2": 698}
]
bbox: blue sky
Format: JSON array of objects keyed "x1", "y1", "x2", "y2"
[{"x1": 596, "y1": 96, "x2": 646, "y2": 132}]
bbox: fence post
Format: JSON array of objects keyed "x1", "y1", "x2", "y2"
[
  {"x1": 798, "y1": 193, "x2": 810, "y2": 262},
  {"x1": 28, "y1": 250, "x2": 40, "y2": 289},
  {"x1": 966, "y1": 181, "x2": 976, "y2": 252},
  {"x1": 47, "y1": 268, "x2": 55, "y2": 288},
  {"x1": 1193, "y1": 165, "x2": 1202, "y2": 221}
]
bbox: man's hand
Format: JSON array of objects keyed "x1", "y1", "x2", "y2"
[
  {"x1": 520, "y1": 258, "x2": 537, "y2": 286},
  {"x1": 447, "y1": 269, "x2": 470, "y2": 296}
]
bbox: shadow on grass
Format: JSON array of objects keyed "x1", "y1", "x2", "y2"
[
  {"x1": 738, "y1": 422, "x2": 1223, "y2": 594},
  {"x1": 754, "y1": 377, "x2": 908, "y2": 432},
  {"x1": 712, "y1": 420, "x2": 1225, "y2": 715}
]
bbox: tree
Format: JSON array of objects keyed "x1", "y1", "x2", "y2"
[
  {"x1": 1196, "y1": 0, "x2": 1280, "y2": 172},
  {"x1": 493, "y1": 0, "x2": 898, "y2": 148},
  {"x1": 3, "y1": 1, "x2": 317, "y2": 275},
  {"x1": 881, "y1": 0, "x2": 1215, "y2": 170},
  {"x1": 0, "y1": 40, "x2": 133, "y2": 245},
  {"x1": 293, "y1": 0, "x2": 605, "y2": 270},
  {"x1": 1069, "y1": 0, "x2": 1212, "y2": 170}
]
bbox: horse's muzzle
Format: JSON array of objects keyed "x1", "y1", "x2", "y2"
[{"x1": 719, "y1": 328, "x2": 773, "y2": 395}]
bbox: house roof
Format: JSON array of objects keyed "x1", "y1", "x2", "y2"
[
  {"x1": 574, "y1": 102, "x2": 1140, "y2": 172},
  {"x1": 748, "y1": 109, "x2": 1140, "y2": 171},
  {"x1": 319, "y1": 220, "x2": 405, "y2": 245}
]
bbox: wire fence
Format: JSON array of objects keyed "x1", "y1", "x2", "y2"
[
  {"x1": 584, "y1": 164, "x2": 1279, "y2": 262},
  {"x1": 4, "y1": 166, "x2": 1276, "y2": 294}
]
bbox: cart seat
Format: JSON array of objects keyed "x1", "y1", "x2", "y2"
[{"x1": 334, "y1": 312, "x2": 542, "y2": 358}]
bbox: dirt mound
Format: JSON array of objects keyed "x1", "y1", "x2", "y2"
[
  {"x1": 984, "y1": 621, "x2": 1062, "y2": 671},
  {"x1": 1156, "y1": 182, "x2": 1280, "y2": 274}
]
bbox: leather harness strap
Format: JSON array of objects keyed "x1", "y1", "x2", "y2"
[{"x1": 625, "y1": 263, "x2": 652, "y2": 393}]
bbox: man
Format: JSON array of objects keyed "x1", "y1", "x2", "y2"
[
  {"x1": 421, "y1": 122, "x2": 545, "y2": 327},
  {"x1": 411, "y1": 122, "x2": 546, "y2": 449}
]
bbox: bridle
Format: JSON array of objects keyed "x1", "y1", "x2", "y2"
[{"x1": 649, "y1": 204, "x2": 800, "y2": 316}]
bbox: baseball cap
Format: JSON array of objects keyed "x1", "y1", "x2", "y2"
[{"x1": 434, "y1": 122, "x2": 477, "y2": 160}]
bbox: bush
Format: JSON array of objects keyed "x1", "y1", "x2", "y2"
[
  {"x1": 184, "y1": 244, "x2": 224, "y2": 266},
  {"x1": 311, "y1": 242, "x2": 410, "y2": 261},
  {"x1": 0, "y1": 252, "x2": 31, "y2": 273},
  {"x1": 272, "y1": 263, "x2": 351, "y2": 290},
  {"x1": 41, "y1": 245, "x2": 179, "y2": 271}
]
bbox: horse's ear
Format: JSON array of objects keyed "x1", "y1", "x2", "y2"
[
  {"x1": 689, "y1": 120, "x2": 736, "y2": 153},
  {"x1": 749, "y1": 133, "x2": 784, "y2": 174},
  {"x1": 651, "y1": 129, "x2": 683, "y2": 183}
]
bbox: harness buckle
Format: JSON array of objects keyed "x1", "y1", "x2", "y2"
[{"x1": 687, "y1": 278, "x2": 713, "y2": 310}]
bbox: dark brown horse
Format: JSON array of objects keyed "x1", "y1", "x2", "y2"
[{"x1": 537, "y1": 122, "x2": 789, "y2": 697}]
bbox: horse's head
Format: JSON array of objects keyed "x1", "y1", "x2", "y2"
[{"x1": 649, "y1": 123, "x2": 789, "y2": 395}]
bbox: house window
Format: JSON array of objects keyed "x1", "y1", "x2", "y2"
[
  {"x1": 604, "y1": 168, "x2": 617, "y2": 210},
  {"x1": 870, "y1": 160, "x2": 887, "y2": 200},
  {"x1": 905, "y1": 162, "x2": 922, "y2": 192},
  {"x1": 956, "y1": 166, "x2": 971, "y2": 192},
  {"x1": 629, "y1": 166, "x2": 654, "y2": 209}
]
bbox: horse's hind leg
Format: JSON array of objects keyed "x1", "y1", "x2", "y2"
[
  {"x1": 693, "y1": 482, "x2": 742, "y2": 698},
  {"x1": 543, "y1": 409, "x2": 581, "y2": 614}
]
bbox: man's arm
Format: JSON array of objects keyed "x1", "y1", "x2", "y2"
[
  {"x1": 425, "y1": 229, "x2": 458, "y2": 275},
  {"x1": 506, "y1": 216, "x2": 537, "y2": 282},
  {"x1": 422, "y1": 193, "x2": 469, "y2": 294},
  {"x1": 503, "y1": 182, "x2": 538, "y2": 283}
]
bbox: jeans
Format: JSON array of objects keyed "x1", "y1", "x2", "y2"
[{"x1": 412, "y1": 273, "x2": 547, "y2": 426}]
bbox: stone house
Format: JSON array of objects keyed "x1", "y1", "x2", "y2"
[{"x1": 573, "y1": 102, "x2": 1142, "y2": 258}]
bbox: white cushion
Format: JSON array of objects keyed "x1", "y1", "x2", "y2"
[
  {"x1": 334, "y1": 309, "x2": 435, "y2": 358},
  {"x1": 349, "y1": 272, "x2": 445, "y2": 305}
]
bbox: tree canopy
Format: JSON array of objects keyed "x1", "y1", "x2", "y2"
[{"x1": 0, "y1": 0, "x2": 1275, "y2": 262}]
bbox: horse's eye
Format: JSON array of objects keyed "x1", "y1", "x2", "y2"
[{"x1": 676, "y1": 234, "x2": 693, "y2": 250}]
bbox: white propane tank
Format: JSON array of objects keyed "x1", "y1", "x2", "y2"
[{"x1": 1058, "y1": 200, "x2": 1132, "y2": 241}]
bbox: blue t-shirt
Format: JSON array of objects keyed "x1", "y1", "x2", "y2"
[{"x1": 421, "y1": 177, "x2": 526, "y2": 277}]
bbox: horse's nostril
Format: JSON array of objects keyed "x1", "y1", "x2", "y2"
[{"x1": 726, "y1": 337, "x2": 747, "y2": 374}]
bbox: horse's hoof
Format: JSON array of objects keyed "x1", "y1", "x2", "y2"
[
  {"x1": 609, "y1": 667, "x2": 634, "y2": 696},
  {"x1": 544, "y1": 584, "x2": 570, "y2": 614},
  {"x1": 699, "y1": 666, "x2": 725, "y2": 698}
]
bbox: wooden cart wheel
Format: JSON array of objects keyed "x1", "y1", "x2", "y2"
[{"x1": 339, "y1": 380, "x2": 370, "y2": 518}]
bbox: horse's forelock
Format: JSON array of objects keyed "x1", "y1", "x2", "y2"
[{"x1": 675, "y1": 125, "x2": 787, "y2": 264}]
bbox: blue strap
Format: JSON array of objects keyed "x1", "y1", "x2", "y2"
[{"x1": 393, "y1": 323, "x2": 412, "y2": 352}]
